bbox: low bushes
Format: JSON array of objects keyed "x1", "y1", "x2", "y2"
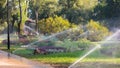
[
  {"x1": 86, "y1": 20, "x2": 110, "y2": 41},
  {"x1": 54, "y1": 39, "x2": 92, "y2": 52}
]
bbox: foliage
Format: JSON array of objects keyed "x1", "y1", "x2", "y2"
[
  {"x1": 0, "y1": 0, "x2": 29, "y2": 34},
  {"x1": 58, "y1": 0, "x2": 99, "y2": 24},
  {"x1": 61, "y1": 39, "x2": 79, "y2": 52},
  {"x1": 38, "y1": 16, "x2": 71, "y2": 34},
  {"x1": 0, "y1": 22, "x2": 7, "y2": 33},
  {"x1": 29, "y1": 0, "x2": 59, "y2": 19},
  {"x1": 75, "y1": 0, "x2": 98, "y2": 10},
  {"x1": 92, "y1": 0, "x2": 107, "y2": 19},
  {"x1": 56, "y1": 25, "x2": 84, "y2": 41},
  {"x1": 29, "y1": 0, "x2": 99, "y2": 24},
  {"x1": 34, "y1": 41, "x2": 55, "y2": 47},
  {"x1": 105, "y1": 0, "x2": 120, "y2": 17},
  {"x1": 93, "y1": 0, "x2": 120, "y2": 19},
  {"x1": 55, "y1": 39, "x2": 91, "y2": 52},
  {"x1": 0, "y1": 0, "x2": 120, "y2": 32},
  {"x1": 0, "y1": 1, "x2": 7, "y2": 22},
  {"x1": 86, "y1": 20, "x2": 110, "y2": 41},
  {"x1": 77, "y1": 38, "x2": 91, "y2": 49}
]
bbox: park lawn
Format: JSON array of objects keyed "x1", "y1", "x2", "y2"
[
  {"x1": 82, "y1": 58, "x2": 120, "y2": 63},
  {"x1": 0, "y1": 44, "x2": 120, "y2": 64},
  {"x1": 14, "y1": 49, "x2": 120, "y2": 64},
  {"x1": 18, "y1": 50, "x2": 85, "y2": 64},
  {"x1": 27, "y1": 56, "x2": 120, "y2": 64}
]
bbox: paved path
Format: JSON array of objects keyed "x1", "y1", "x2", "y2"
[{"x1": 0, "y1": 50, "x2": 53, "y2": 68}]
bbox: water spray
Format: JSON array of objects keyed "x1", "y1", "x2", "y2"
[
  {"x1": 68, "y1": 29, "x2": 120, "y2": 68},
  {"x1": 68, "y1": 44, "x2": 101, "y2": 68}
]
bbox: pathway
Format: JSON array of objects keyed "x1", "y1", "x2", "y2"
[{"x1": 0, "y1": 50, "x2": 53, "y2": 68}]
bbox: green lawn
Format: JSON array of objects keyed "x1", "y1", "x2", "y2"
[
  {"x1": 0, "y1": 44, "x2": 120, "y2": 64},
  {"x1": 15, "y1": 50, "x2": 85, "y2": 64},
  {"x1": 13, "y1": 49, "x2": 120, "y2": 64}
]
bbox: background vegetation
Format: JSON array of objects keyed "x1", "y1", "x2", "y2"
[{"x1": 0, "y1": 0, "x2": 120, "y2": 67}]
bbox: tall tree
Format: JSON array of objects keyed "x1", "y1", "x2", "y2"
[
  {"x1": 29, "y1": 0, "x2": 40, "y2": 32},
  {"x1": 59, "y1": 0, "x2": 98, "y2": 24},
  {"x1": 16, "y1": 0, "x2": 29, "y2": 35},
  {"x1": 34, "y1": 0, "x2": 39, "y2": 32},
  {"x1": 105, "y1": 0, "x2": 120, "y2": 17},
  {"x1": 29, "y1": 0, "x2": 59, "y2": 32}
]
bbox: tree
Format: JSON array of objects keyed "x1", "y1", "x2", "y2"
[
  {"x1": 29, "y1": 0, "x2": 59, "y2": 31},
  {"x1": 58, "y1": 0, "x2": 98, "y2": 24},
  {"x1": 29, "y1": 0, "x2": 39, "y2": 31},
  {"x1": 105, "y1": 0, "x2": 120, "y2": 17},
  {"x1": 93, "y1": 0, "x2": 120, "y2": 19},
  {"x1": 92, "y1": 0, "x2": 107, "y2": 20},
  {"x1": 16, "y1": 0, "x2": 29, "y2": 35},
  {"x1": 59, "y1": 0, "x2": 77, "y2": 9}
]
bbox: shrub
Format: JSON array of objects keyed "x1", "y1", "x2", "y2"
[
  {"x1": 34, "y1": 40, "x2": 55, "y2": 47},
  {"x1": 0, "y1": 22, "x2": 7, "y2": 33},
  {"x1": 77, "y1": 38, "x2": 92, "y2": 50},
  {"x1": 86, "y1": 20, "x2": 110, "y2": 41},
  {"x1": 54, "y1": 39, "x2": 78, "y2": 52},
  {"x1": 62, "y1": 39, "x2": 79, "y2": 52},
  {"x1": 38, "y1": 16, "x2": 72, "y2": 34},
  {"x1": 54, "y1": 39, "x2": 92, "y2": 52},
  {"x1": 56, "y1": 25, "x2": 84, "y2": 41}
]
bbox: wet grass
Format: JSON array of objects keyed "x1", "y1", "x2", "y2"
[
  {"x1": 0, "y1": 44, "x2": 120, "y2": 65},
  {"x1": 17, "y1": 50, "x2": 85, "y2": 64},
  {"x1": 12, "y1": 49, "x2": 120, "y2": 64},
  {"x1": 82, "y1": 58, "x2": 120, "y2": 63}
]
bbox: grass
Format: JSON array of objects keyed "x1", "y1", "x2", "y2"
[
  {"x1": 0, "y1": 44, "x2": 21, "y2": 53},
  {"x1": 0, "y1": 44, "x2": 85, "y2": 64},
  {"x1": 82, "y1": 58, "x2": 120, "y2": 63},
  {"x1": 16, "y1": 50, "x2": 85, "y2": 64},
  {"x1": 13, "y1": 49, "x2": 120, "y2": 64},
  {"x1": 0, "y1": 44, "x2": 120, "y2": 65}
]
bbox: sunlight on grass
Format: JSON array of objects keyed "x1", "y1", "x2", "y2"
[
  {"x1": 82, "y1": 58, "x2": 120, "y2": 63},
  {"x1": 32, "y1": 57, "x2": 77, "y2": 64}
]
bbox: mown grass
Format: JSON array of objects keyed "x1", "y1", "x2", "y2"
[
  {"x1": 13, "y1": 49, "x2": 120, "y2": 64},
  {"x1": 0, "y1": 44, "x2": 120, "y2": 64},
  {"x1": 16, "y1": 50, "x2": 85, "y2": 64},
  {"x1": 82, "y1": 58, "x2": 120, "y2": 63}
]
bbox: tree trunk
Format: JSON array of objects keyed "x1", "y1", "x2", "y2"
[
  {"x1": 67, "y1": 0, "x2": 70, "y2": 9},
  {"x1": 18, "y1": 0, "x2": 22, "y2": 36},
  {"x1": 11, "y1": 17, "x2": 15, "y2": 33},
  {"x1": 35, "y1": 10, "x2": 38, "y2": 32}
]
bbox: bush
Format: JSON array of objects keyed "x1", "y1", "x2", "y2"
[
  {"x1": 38, "y1": 16, "x2": 72, "y2": 34},
  {"x1": 0, "y1": 22, "x2": 7, "y2": 33},
  {"x1": 54, "y1": 39, "x2": 78, "y2": 52},
  {"x1": 56, "y1": 25, "x2": 84, "y2": 41},
  {"x1": 54, "y1": 39, "x2": 92, "y2": 52},
  {"x1": 77, "y1": 38, "x2": 92, "y2": 50},
  {"x1": 86, "y1": 20, "x2": 110, "y2": 41},
  {"x1": 34, "y1": 40, "x2": 55, "y2": 47}
]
